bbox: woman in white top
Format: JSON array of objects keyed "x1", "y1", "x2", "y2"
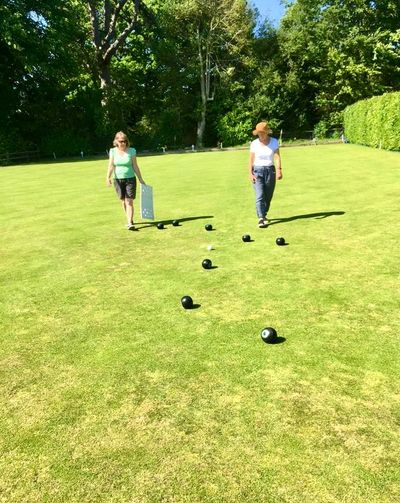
[{"x1": 248, "y1": 121, "x2": 282, "y2": 228}]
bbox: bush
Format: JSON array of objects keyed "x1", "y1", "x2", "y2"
[
  {"x1": 313, "y1": 121, "x2": 329, "y2": 139},
  {"x1": 344, "y1": 92, "x2": 400, "y2": 150},
  {"x1": 40, "y1": 131, "x2": 92, "y2": 157},
  {"x1": 0, "y1": 128, "x2": 35, "y2": 154},
  {"x1": 218, "y1": 109, "x2": 253, "y2": 147}
]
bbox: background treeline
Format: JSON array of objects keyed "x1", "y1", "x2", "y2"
[{"x1": 1, "y1": 0, "x2": 399, "y2": 156}]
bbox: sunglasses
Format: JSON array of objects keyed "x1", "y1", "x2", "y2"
[{"x1": 118, "y1": 139, "x2": 127, "y2": 144}]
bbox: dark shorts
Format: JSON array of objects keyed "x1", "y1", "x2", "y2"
[{"x1": 114, "y1": 177, "x2": 137, "y2": 200}]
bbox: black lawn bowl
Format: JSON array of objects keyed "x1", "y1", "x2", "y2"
[
  {"x1": 276, "y1": 237, "x2": 285, "y2": 246},
  {"x1": 172, "y1": 220, "x2": 180, "y2": 226},
  {"x1": 242, "y1": 234, "x2": 251, "y2": 242},
  {"x1": 205, "y1": 224, "x2": 213, "y2": 231},
  {"x1": 260, "y1": 327, "x2": 278, "y2": 344},
  {"x1": 181, "y1": 295, "x2": 194, "y2": 309},
  {"x1": 157, "y1": 222, "x2": 165, "y2": 230},
  {"x1": 202, "y1": 259, "x2": 212, "y2": 270}
]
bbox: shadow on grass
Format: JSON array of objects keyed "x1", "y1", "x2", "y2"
[
  {"x1": 265, "y1": 337, "x2": 286, "y2": 345},
  {"x1": 268, "y1": 211, "x2": 345, "y2": 226},
  {"x1": 135, "y1": 215, "x2": 214, "y2": 230}
]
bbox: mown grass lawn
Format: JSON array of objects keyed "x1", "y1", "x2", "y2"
[{"x1": 0, "y1": 144, "x2": 399, "y2": 503}]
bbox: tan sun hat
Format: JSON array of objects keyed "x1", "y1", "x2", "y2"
[{"x1": 252, "y1": 121, "x2": 272, "y2": 135}]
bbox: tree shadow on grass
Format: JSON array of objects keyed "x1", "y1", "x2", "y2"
[
  {"x1": 135, "y1": 215, "x2": 214, "y2": 230},
  {"x1": 268, "y1": 211, "x2": 345, "y2": 226}
]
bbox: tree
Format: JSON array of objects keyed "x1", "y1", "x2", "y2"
[
  {"x1": 276, "y1": 0, "x2": 400, "y2": 130},
  {"x1": 160, "y1": 0, "x2": 255, "y2": 147},
  {"x1": 86, "y1": 0, "x2": 155, "y2": 105},
  {"x1": 0, "y1": 0, "x2": 95, "y2": 154}
]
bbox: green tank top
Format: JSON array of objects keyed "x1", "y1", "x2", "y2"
[{"x1": 111, "y1": 147, "x2": 136, "y2": 179}]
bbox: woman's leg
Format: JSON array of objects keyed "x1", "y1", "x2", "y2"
[
  {"x1": 125, "y1": 197, "x2": 134, "y2": 225},
  {"x1": 254, "y1": 175, "x2": 267, "y2": 219},
  {"x1": 120, "y1": 198, "x2": 126, "y2": 217},
  {"x1": 264, "y1": 168, "x2": 276, "y2": 217},
  {"x1": 124, "y1": 179, "x2": 137, "y2": 228}
]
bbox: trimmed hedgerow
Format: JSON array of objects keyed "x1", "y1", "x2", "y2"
[{"x1": 344, "y1": 91, "x2": 400, "y2": 151}]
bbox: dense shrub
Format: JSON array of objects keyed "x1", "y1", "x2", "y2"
[
  {"x1": 218, "y1": 109, "x2": 253, "y2": 147},
  {"x1": 344, "y1": 92, "x2": 400, "y2": 151},
  {"x1": 40, "y1": 131, "x2": 93, "y2": 157}
]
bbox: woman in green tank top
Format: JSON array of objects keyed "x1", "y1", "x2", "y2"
[{"x1": 106, "y1": 131, "x2": 146, "y2": 230}]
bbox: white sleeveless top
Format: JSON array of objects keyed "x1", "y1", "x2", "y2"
[{"x1": 250, "y1": 137, "x2": 279, "y2": 167}]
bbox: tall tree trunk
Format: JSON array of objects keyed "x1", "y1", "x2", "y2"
[
  {"x1": 196, "y1": 28, "x2": 207, "y2": 148},
  {"x1": 99, "y1": 59, "x2": 111, "y2": 107},
  {"x1": 197, "y1": 102, "x2": 207, "y2": 148},
  {"x1": 87, "y1": 0, "x2": 143, "y2": 110},
  {"x1": 197, "y1": 64, "x2": 207, "y2": 147}
]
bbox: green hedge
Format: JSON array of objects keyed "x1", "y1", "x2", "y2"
[
  {"x1": 217, "y1": 109, "x2": 253, "y2": 147},
  {"x1": 343, "y1": 92, "x2": 400, "y2": 151}
]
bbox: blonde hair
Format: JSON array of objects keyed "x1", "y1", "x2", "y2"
[{"x1": 113, "y1": 131, "x2": 130, "y2": 147}]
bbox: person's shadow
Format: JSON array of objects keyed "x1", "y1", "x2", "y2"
[
  {"x1": 135, "y1": 215, "x2": 214, "y2": 230},
  {"x1": 268, "y1": 211, "x2": 345, "y2": 226}
]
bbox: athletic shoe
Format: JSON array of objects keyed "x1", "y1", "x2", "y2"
[
  {"x1": 127, "y1": 223, "x2": 135, "y2": 230},
  {"x1": 258, "y1": 218, "x2": 266, "y2": 228}
]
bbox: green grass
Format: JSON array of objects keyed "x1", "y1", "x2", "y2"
[{"x1": 0, "y1": 144, "x2": 399, "y2": 502}]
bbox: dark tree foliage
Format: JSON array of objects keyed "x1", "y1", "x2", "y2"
[
  {"x1": 0, "y1": 0, "x2": 100, "y2": 155},
  {"x1": 1, "y1": 0, "x2": 399, "y2": 156}
]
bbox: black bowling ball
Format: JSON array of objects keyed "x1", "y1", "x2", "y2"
[
  {"x1": 181, "y1": 296, "x2": 194, "y2": 309},
  {"x1": 260, "y1": 327, "x2": 278, "y2": 344},
  {"x1": 202, "y1": 259, "x2": 212, "y2": 269}
]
